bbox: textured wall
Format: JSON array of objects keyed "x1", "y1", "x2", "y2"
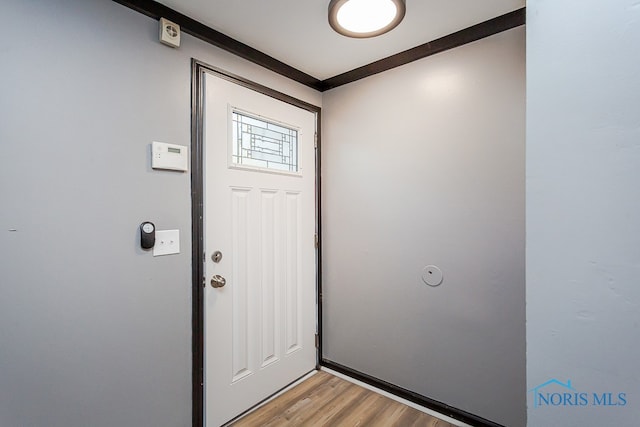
[
  {"x1": 322, "y1": 27, "x2": 526, "y2": 426},
  {"x1": 0, "y1": 1, "x2": 319, "y2": 427},
  {"x1": 526, "y1": 1, "x2": 640, "y2": 426}
]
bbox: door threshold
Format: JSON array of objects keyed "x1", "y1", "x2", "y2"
[
  {"x1": 221, "y1": 370, "x2": 317, "y2": 427},
  {"x1": 320, "y1": 367, "x2": 473, "y2": 427}
]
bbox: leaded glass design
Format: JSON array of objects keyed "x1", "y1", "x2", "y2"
[{"x1": 231, "y1": 111, "x2": 298, "y2": 172}]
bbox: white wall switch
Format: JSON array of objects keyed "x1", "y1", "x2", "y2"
[
  {"x1": 153, "y1": 230, "x2": 180, "y2": 256},
  {"x1": 152, "y1": 141, "x2": 188, "y2": 172}
]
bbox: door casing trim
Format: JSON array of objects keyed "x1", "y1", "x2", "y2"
[{"x1": 190, "y1": 59, "x2": 322, "y2": 427}]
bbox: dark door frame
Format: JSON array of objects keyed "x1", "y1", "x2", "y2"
[{"x1": 189, "y1": 59, "x2": 323, "y2": 427}]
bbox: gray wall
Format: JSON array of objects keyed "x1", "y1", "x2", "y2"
[
  {"x1": 526, "y1": 1, "x2": 640, "y2": 426},
  {"x1": 0, "y1": 1, "x2": 319, "y2": 427},
  {"x1": 321, "y1": 28, "x2": 525, "y2": 426}
]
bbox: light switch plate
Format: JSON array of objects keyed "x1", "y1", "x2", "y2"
[{"x1": 153, "y1": 230, "x2": 180, "y2": 256}]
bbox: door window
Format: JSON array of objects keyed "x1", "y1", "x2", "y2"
[{"x1": 231, "y1": 109, "x2": 299, "y2": 173}]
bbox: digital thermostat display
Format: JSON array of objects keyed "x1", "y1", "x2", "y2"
[{"x1": 151, "y1": 141, "x2": 188, "y2": 172}]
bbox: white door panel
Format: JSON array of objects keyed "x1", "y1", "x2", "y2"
[{"x1": 203, "y1": 72, "x2": 316, "y2": 427}]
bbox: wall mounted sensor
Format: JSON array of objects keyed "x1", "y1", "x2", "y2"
[
  {"x1": 422, "y1": 265, "x2": 443, "y2": 287},
  {"x1": 159, "y1": 17, "x2": 180, "y2": 48},
  {"x1": 152, "y1": 141, "x2": 189, "y2": 172},
  {"x1": 140, "y1": 222, "x2": 156, "y2": 249}
]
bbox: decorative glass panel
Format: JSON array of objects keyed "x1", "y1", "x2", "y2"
[{"x1": 231, "y1": 111, "x2": 298, "y2": 172}]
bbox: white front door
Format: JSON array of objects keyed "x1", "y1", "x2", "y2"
[{"x1": 203, "y1": 72, "x2": 317, "y2": 427}]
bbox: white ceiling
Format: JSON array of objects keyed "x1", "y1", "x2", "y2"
[{"x1": 157, "y1": 0, "x2": 524, "y2": 80}]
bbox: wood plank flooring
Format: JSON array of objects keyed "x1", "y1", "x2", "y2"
[{"x1": 229, "y1": 371, "x2": 455, "y2": 427}]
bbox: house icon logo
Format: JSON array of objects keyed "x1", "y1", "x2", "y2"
[
  {"x1": 529, "y1": 379, "x2": 576, "y2": 408},
  {"x1": 529, "y1": 378, "x2": 627, "y2": 408}
]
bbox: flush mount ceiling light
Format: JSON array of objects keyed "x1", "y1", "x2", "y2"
[{"x1": 328, "y1": 0, "x2": 406, "y2": 38}]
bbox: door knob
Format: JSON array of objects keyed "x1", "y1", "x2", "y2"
[{"x1": 210, "y1": 275, "x2": 226, "y2": 288}]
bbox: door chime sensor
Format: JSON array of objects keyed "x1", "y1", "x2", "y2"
[{"x1": 159, "y1": 17, "x2": 180, "y2": 48}]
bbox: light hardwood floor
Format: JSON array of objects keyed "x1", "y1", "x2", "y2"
[{"x1": 229, "y1": 371, "x2": 455, "y2": 427}]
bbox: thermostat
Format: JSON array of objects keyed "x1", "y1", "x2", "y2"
[{"x1": 152, "y1": 141, "x2": 188, "y2": 172}]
